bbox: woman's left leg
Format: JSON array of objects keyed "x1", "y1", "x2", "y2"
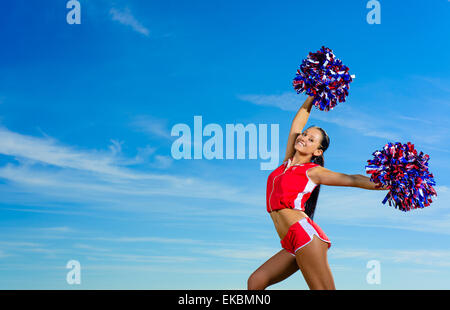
[
  {"x1": 295, "y1": 235, "x2": 335, "y2": 290},
  {"x1": 247, "y1": 249, "x2": 299, "y2": 290}
]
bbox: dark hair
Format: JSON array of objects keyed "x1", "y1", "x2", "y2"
[{"x1": 303, "y1": 126, "x2": 330, "y2": 220}]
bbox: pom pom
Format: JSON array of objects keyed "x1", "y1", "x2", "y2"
[
  {"x1": 365, "y1": 142, "x2": 437, "y2": 212},
  {"x1": 293, "y1": 46, "x2": 354, "y2": 111}
]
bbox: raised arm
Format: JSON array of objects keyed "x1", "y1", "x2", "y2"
[
  {"x1": 308, "y1": 166, "x2": 388, "y2": 190},
  {"x1": 283, "y1": 95, "x2": 315, "y2": 163}
]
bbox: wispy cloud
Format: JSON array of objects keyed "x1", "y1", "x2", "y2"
[
  {"x1": 238, "y1": 92, "x2": 403, "y2": 141},
  {"x1": 78, "y1": 264, "x2": 248, "y2": 276},
  {"x1": 316, "y1": 185, "x2": 450, "y2": 235},
  {"x1": 35, "y1": 226, "x2": 73, "y2": 233},
  {"x1": 130, "y1": 115, "x2": 172, "y2": 140},
  {"x1": 90, "y1": 236, "x2": 203, "y2": 245},
  {"x1": 0, "y1": 163, "x2": 262, "y2": 209},
  {"x1": 0, "y1": 126, "x2": 134, "y2": 178},
  {"x1": 152, "y1": 155, "x2": 173, "y2": 168},
  {"x1": 412, "y1": 75, "x2": 450, "y2": 94},
  {"x1": 133, "y1": 145, "x2": 157, "y2": 163},
  {"x1": 73, "y1": 243, "x2": 112, "y2": 252},
  {"x1": 238, "y1": 93, "x2": 301, "y2": 112},
  {"x1": 0, "y1": 250, "x2": 10, "y2": 259},
  {"x1": 86, "y1": 252, "x2": 198, "y2": 264},
  {"x1": 331, "y1": 247, "x2": 450, "y2": 268},
  {"x1": 309, "y1": 107, "x2": 403, "y2": 141},
  {"x1": 196, "y1": 247, "x2": 277, "y2": 261},
  {"x1": 0, "y1": 240, "x2": 62, "y2": 259},
  {"x1": 0, "y1": 241, "x2": 43, "y2": 248},
  {"x1": 0, "y1": 126, "x2": 263, "y2": 214},
  {"x1": 110, "y1": 7, "x2": 150, "y2": 37},
  {"x1": 396, "y1": 115, "x2": 433, "y2": 124},
  {"x1": 238, "y1": 80, "x2": 450, "y2": 150}
]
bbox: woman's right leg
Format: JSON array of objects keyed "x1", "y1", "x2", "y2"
[
  {"x1": 295, "y1": 235, "x2": 335, "y2": 290},
  {"x1": 247, "y1": 249, "x2": 299, "y2": 290}
]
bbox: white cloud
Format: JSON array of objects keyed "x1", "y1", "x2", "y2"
[
  {"x1": 331, "y1": 247, "x2": 450, "y2": 268},
  {"x1": 133, "y1": 145, "x2": 157, "y2": 163},
  {"x1": 73, "y1": 243, "x2": 112, "y2": 252},
  {"x1": 238, "y1": 74, "x2": 450, "y2": 150},
  {"x1": 152, "y1": 155, "x2": 173, "y2": 168},
  {"x1": 310, "y1": 107, "x2": 403, "y2": 141},
  {"x1": 0, "y1": 241, "x2": 43, "y2": 248},
  {"x1": 0, "y1": 126, "x2": 134, "y2": 178},
  {"x1": 130, "y1": 115, "x2": 172, "y2": 140},
  {"x1": 0, "y1": 250, "x2": 9, "y2": 258},
  {"x1": 238, "y1": 93, "x2": 300, "y2": 112},
  {"x1": 316, "y1": 185, "x2": 450, "y2": 235},
  {"x1": 0, "y1": 163, "x2": 262, "y2": 208},
  {"x1": 238, "y1": 92, "x2": 403, "y2": 141},
  {"x1": 35, "y1": 226, "x2": 73, "y2": 233},
  {"x1": 83, "y1": 252, "x2": 198, "y2": 264},
  {"x1": 90, "y1": 236, "x2": 203, "y2": 245},
  {"x1": 110, "y1": 7, "x2": 149, "y2": 37},
  {"x1": 79, "y1": 264, "x2": 247, "y2": 275},
  {"x1": 0, "y1": 126, "x2": 263, "y2": 213},
  {"x1": 412, "y1": 75, "x2": 450, "y2": 94},
  {"x1": 197, "y1": 247, "x2": 277, "y2": 261},
  {"x1": 108, "y1": 139, "x2": 124, "y2": 155}
]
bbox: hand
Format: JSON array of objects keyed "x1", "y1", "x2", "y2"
[{"x1": 303, "y1": 95, "x2": 315, "y2": 108}]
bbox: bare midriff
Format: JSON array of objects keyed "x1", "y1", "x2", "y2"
[{"x1": 269, "y1": 208, "x2": 309, "y2": 240}]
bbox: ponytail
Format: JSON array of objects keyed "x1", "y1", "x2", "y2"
[
  {"x1": 305, "y1": 126, "x2": 330, "y2": 219},
  {"x1": 303, "y1": 125, "x2": 330, "y2": 220},
  {"x1": 303, "y1": 154, "x2": 324, "y2": 220}
]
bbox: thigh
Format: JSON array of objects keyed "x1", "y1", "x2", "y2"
[
  {"x1": 295, "y1": 236, "x2": 335, "y2": 290},
  {"x1": 251, "y1": 249, "x2": 299, "y2": 287}
]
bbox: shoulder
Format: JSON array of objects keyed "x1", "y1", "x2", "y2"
[
  {"x1": 305, "y1": 163, "x2": 322, "y2": 172},
  {"x1": 306, "y1": 165, "x2": 325, "y2": 184},
  {"x1": 306, "y1": 164, "x2": 322, "y2": 174}
]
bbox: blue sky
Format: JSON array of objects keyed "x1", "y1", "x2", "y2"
[{"x1": 0, "y1": 0, "x2": 449, "y2": 289}]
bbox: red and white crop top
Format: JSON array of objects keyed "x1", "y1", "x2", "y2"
[{"x1": 266, "y1": 158, "x2": 319, "y2": 213}]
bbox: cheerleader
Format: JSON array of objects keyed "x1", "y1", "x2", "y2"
[{"x1": 247, "y1": 95, "x2": 388, "y2": 290}]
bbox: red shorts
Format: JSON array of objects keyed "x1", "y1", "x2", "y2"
[{"x1": 280, "y1": 217, "x2": 331, "y2": 256}]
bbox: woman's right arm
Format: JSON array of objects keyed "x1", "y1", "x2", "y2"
[{"x1": 283, "y1": 95, "x2": 315, "y2": 163}]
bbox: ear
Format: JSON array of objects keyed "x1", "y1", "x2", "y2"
[{"x1": 313, "y1": 148, "x2": 323, "y2": 157}]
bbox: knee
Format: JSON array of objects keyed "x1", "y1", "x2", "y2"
[{"x1": 247, "y1": 271, "x2": 269, "y2": 290}]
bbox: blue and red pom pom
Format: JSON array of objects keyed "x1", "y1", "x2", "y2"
[
  {"x1": 365, "y1": 142, "x2": 437, "y2": 212},
  {"x1": 293, "y1": 46, "x2": 354, "y2": 111}
]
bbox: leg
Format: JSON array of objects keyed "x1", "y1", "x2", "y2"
[
  {"x1": 295, "y1": 235, "x2": 335, "y2": 290},
  {"x1": 247, "y1": 249, "x2": 299, "y2": 290}
]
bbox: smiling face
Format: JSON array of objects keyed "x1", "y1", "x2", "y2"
[{"x1": 294, "y1": 127, "x2": 324, "y2": 158}]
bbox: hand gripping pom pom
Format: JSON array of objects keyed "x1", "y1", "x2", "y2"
[
  {"x1": 292, "y1": 46, "x2": 354, "y2": 111},
  {"x1": 365, "y1": 142, "x2": 437, "y2": 212}
]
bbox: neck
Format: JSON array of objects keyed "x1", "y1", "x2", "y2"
[{"x1": 291, "y1": 151, "x2": 312, "y2": 166}]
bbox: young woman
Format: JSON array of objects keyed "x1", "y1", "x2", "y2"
[{"x1": 247, "y1": 95, "x2": 388, "y2": 290}]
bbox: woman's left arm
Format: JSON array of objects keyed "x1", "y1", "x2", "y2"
[{"x1": 308, "y1": 166, "x2": 388, "y2": 190}]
